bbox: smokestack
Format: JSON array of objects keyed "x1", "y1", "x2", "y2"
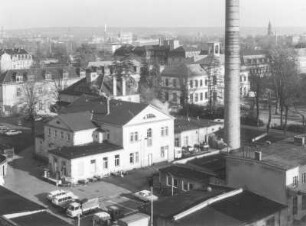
[{"x1": 224, "y1": 0, "x2": 241, "y2": 150}]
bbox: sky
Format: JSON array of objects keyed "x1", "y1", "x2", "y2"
[{"x1": 1, "y1": 0, "x2": 306, "y2": 29}]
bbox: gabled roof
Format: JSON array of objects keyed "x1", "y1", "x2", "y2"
[
  {"x1": 53, "y1": 111, "x2": 96, "y2": 131},
  {"x1": 0, "y1": 48, "x2": 29, "y2": 56},
  {"x1": 61, "y1": 95, "x2": 149, "y2": 126},
  {"x1": 49, "y1": 142, "x2": 123, "y2": 159},
  {"x1": 161, "y1": 64, "x2": 207, "y2": 78}
]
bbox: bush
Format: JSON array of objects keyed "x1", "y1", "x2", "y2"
[
  {"x1": 272, "y1": 124, "x2": 306, "y2": 133},
  {"x1": 240, "y1": 116, "x2": 264, "y2": 127}
]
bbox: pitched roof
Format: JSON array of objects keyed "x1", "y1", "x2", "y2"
[
  {"x1": 54, "y1": 111, "x2": 96, "y2": 131},
  {"x1": 159, "y1": 165, "x2": 212, "y2": 182},
  {"x1": 0, "y1": 48, "x2": 29, "y2": 56},
  {"x1": 49, "y1": 142, "x2": 123, "y2": 159},
  {"x1": 61, "y1": 95, "x2": 148, "y2": 126},
  {"x1": 161, "y1": 64, "x2": 207, "y2": 78},
  {"x1": 0, "y1": 186, "x2": 46, "y2": 216},
  {"x1": 174, "y1": 117, "x2": 222, "y2": 133}
]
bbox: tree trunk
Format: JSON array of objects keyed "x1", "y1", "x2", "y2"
[
  {"x1": 224, "y1": 0, "x2": 241, "y2": 150},
  {"x1": 256, "y1": 91, "x2": 260, "y2": 126},
  {"x1": 267, "y1": 92, "x2": 272, "y2": 133},
  {"x1": 284, "y1": 105, "x2": 289, "y2": 135},
  {"x1": 280, "y1": 102, "x2": 284, "y2": 128},
  {"x1": 274, "y1": 98, "x2": 278, "y2": 115}
]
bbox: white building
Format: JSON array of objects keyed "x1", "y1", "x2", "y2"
[
  {"x1": 0, "y1": 67, "x2": 83, "y2": 115},
  {"x1": 226, "y1": 136, "x2": 306, "y2": 223},
  {"x1": 36, "y1": 95, "x2": 175, "y2": 183},
  {"x1": 0, "y1": 48, "x2": 33, "y2": 72}
]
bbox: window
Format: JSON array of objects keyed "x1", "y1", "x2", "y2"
[
  {"x1": 130, "y1": 132, "x2": 134, "y2": 142},
  {"x1": 302, "y1": 195, "x2": 306, "y2": 210},
  {"x1": 205, "y1": 79, "x2": 208, "y2": 86},
  {"x1": 173, "y1": 93, "x2": 177, "y2": 102},
  {"x1": 16, "y1": 87, "x2": 22, "y2": 97},
  {"x1": 61, "y1": 131, "x2": 64, "y2": 139},
  {"x1": 130, "y1": 132, "x2": 138, "y2": 142},
  {"x1": 103, "y1": 157, "x2": 108, "y2": 169},
  {"x1": 200, "y1": 80, "x2": 203, "y2": 87},
  {"x1": 189, "y1": 183, "x2": 194, "y2": 190},
  {"x1": 67, "y1": 133, "x2": 71, "y2": 141},
  {"x1": 160, "y1": 147, "x2": 165, "y2": 158},
  {"x1": 182, "y1": 181, "x2": 188, "y2": 191},
  {"x1": 173, "y1": 179, "x2": 178, "y2": 188},
  {"x1": 165, "y1": 79, "x2": 169, "y2": 87},
  {"x1": 135, "y1": 152, "x2": 139, "y2": 163},
  {"x1": 195, "y1": 80, "x2": 198, "y2": 87},
  {"x1": 165, "y1": 92, "x2": 169, "y2": 101},
  {"x1": 147, "y1": 128, "x2": 152, "y2": 146},
  {"x1": 184, "y1": 136, "x2": 189, "y2": 146},
  {"x1": 115, "y1": 155, "x2": 120, "y2": 167},
  {"x1": 200, "y1": 93, "x2": 203, "y2": 101},
  {"x1": 90, "y1": 159, "x2": 96, "y2": 164},
  {"x1": 189, "y1": 80, "x2": 193, "y2": 88},
  {"x1": 205, "y1": 92, "x2": 208, "y2": 99},
  {"x1": 54, "y1": 130, "x2": 57, "y2": 137},
  {"x1": 195, "y1": 93, "x2": 198, "y2": 102},
  {"x1": 130, "y1": 153, "x2": 134, "y2": 164},
  {"x1": 161, "y1": 127, "x2": 168, "y2": 137},
  {"x1": 48, "y1": 128, "x2": 51, "y2": 136},
  {"x1": 175, "y1": 138, "x2": 180, "y2": 147},
  {"x1": 190, "y1": 94, "x2": 193, "y2": 102},
  {"x1": 293, "y1": 176, "x2": 298, "y2": 187},
  {"x1": 173, "y1": 79, "x2": 177, "y2": 87},
  {"x1": 293, "y1": 196, "x2": 298, "y2": 215},
  {"x1": 302, "y1": 173, "x2": 306, "y2": 183}
]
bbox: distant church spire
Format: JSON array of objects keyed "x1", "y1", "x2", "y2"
[{"x1": 267, "y1": 21, "x2": 273, "y2": 36}]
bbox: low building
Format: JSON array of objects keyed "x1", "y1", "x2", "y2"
[
  {"x1": 226, "y1": 136, "x2": 306, "y2": 222},
  {"x1": 0, "y1": 48, "x2": 33, "y2": 72},
  {"x1": 142, "y1": 187, "x2": 287, "y2": 226},
  {"x1": 174, "y1": 117, "x2": 224, "y2": 150},
  {"x1": 36, "y1": 95, "x2": 175, "y2": 182},
  {"x1": 0, "y1": 186, "x2": 70, "y2": 226}
]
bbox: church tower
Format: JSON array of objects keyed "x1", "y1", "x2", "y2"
[{"x1": 267, "y1": 21, "x2": 273, "y2": 36}]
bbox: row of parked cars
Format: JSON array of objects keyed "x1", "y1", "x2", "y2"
[{"x1": 0, "y1": 125, "x2": 22, "y2": 136}]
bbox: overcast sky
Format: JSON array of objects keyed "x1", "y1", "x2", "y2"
[{"x1": 1, "y1": 0, "x2": 306, "y2": 29}]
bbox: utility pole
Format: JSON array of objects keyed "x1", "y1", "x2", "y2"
[
  {"x1": 150, "y1": 186, "x2": 154, "y2": 226},
  {"x1": 224, "y1": 0, "x2": 241, "y2": 150}
]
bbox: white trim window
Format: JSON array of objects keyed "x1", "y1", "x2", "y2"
[
  {"x1": 115, "y1": 155, "x2": 120, "y2": 167},
  {"x1": 182, "y1": 181, "x2": 189, "y2": 191}
]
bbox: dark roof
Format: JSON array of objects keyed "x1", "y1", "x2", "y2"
[
  {"x1": 0, "y1": 154, "x2": 6, "y2": 165},
  {"x1": 61, "y1": 95, "x2": 148, "y2": 126},
  {"x1": 55, "y1": 111, "x2": 96, "y2": 131},
  {"x1": 49, "y1": 142, "x2": 123, "y2": 160},
  {"x1": 11, "y1": 211, "x2": 71, "y2": 226},
  {"x1": 159, "y1": 165, "x2": 212, "y2": 183},
  {"x1": 211, "y1": 190, "x2": 287, "y2": 224},
  {"x1": 161, "y1": 64, "x2": 207, "y2": 78},
  {"x1": 168, "y1": 46, "x2": 186, "y2": 57},
  {"x1": 175, "y1": 117, "x2": 222, "y2": 133},
  {"x1": 0, "y1": 66, "x2": 80, "y2": 84},
  {"x1": 0, "y1": 186, "x2": 46, "y2": 216},
  {"x1": 0, "y1": 48, "x2": 29, "y2": 56},
  {"x1": 152, "y1": 187, "x2": 233, "y2": 218}
]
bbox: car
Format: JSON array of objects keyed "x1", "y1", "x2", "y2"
[
  {"x1": 4, "y1": 130, "x2": 22, "y2": 136},
  {"x1": 133, "y1": 190, "x2": 158, "y2": 202}
]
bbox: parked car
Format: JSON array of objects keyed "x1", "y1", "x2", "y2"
[
  {"x1": 4, "y1": 130, "x2": 22, "y2": 136},
  {"x1": 51, "y1": 193, "x2": 79, "y2": 210},
  {"x1": 92, "y1": 212, "x2": 111, "y2": 226},
  {"x1": 66, "y1": 198, "x2": 100, "y2": 218},
  {"x1": 133, "y1": 190, "x2": 158, "y2": 202}
]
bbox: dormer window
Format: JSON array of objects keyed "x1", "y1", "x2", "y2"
[
  {"x1": 16, "y1": 75, "x2": 23, "y2": 83},
  {"x1": 45, "y1": 73, "x2": 52, "y2": 80}
]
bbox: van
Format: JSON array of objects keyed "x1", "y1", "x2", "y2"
[{"x1": 51, "y1": 194, "x2": 75, "y2": 207}]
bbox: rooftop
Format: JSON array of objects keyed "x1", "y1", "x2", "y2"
[
  {"x1": 11, "y1": 211, "x2": 71, "y2": 226},
  {"x1": 159, "y1": 165, "x2": 212, "y2": 183},
  {"x1": 0, "y1": 186, "x2": 46, "y2": 216},
  {"x1": 49, "y1": 142, "x2": 123, "y2": 160},
  {"x1": 54, "y1": 111, "x2": 96, "y2": 131},
  {"x1": 61, "y1": 95, "x2": 148, "y2": 126},
  {"x1": 174, "y1": 117, "x2": 222, "y2": 134},
  {"x1": 0, "y1": 48, "x2": 29, "y2": 56},
  {"x1": 161, "y1": 64, "x2": 207, "y2": 78},
  {"x1": 230, "y1": 137, "x2": 306, "y2": 170}
]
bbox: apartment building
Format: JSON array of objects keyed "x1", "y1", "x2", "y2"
[{"x1": 0, "y1": 48, "x2": 33, "y2": 72}]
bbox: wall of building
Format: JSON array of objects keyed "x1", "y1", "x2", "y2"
[
  {"x1": 226, "y1": 157, "x2": 287, "y2": 205},
  {"x1": 73, "y1": 129, "x2": 96, "y2": 145}
]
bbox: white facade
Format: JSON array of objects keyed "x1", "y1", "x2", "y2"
[{"x1": 0, "y1": 51, "x2": 33, "y2": 72}]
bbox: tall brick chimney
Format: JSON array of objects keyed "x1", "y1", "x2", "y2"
[{"x1": 224, "y1": 0, "x2": 241, "y2": 150}]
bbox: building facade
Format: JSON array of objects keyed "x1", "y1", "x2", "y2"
[{"x1": 0, "y1": 48, "x2": 33, "y2": 72}]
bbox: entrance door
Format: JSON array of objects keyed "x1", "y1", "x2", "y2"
[{"x1": 148, "y1": 154, "x2": 152, "y2": 166}]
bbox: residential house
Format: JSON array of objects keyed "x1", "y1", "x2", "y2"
[
  {"x1": 36, "y1": 95, "x2": 175, "y2": 183},
  {"x1": 0, "y1": 48, "x2": 33, "y2": 72},
  {"x1": 142, "y1": 187, "x2": 287, "y2": 226},
  {"x1": 0, "y1": 66, "x2": 83, "y2": 115},
  {"x1": 226, "y1": 136, "x2": 306, "y2": 222}
]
